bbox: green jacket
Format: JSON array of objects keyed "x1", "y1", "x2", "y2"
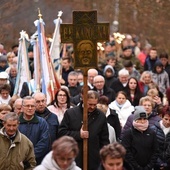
[
  {"x1": 119, "y1": 55, "x2": 143, "y2": 73},
  {"x1": 0, "y1": 128, "x2": 36, "y2": 170}
]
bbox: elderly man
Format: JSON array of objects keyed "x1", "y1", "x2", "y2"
[
  {"x1": 18, "y1": 96, "x2": 49, "y2": 165},
  {"x1": 110, "y1": 69, "x2": 129, "y2": 93},
  {"x1": 33, "y1": 92, "x2": 59, "y2": 149},
  {"x1": 0, "y1": 112, "x2": 36, "y2": 169},
  {"x1": 93, "y1": 75, "x2": 116, "y2": 104},
  {"x1": 87, "y1": 68, "x2": 98, "y2": 89},
  {"x1": 13, "y1": 98, "x2": 23, "y2": 115}
]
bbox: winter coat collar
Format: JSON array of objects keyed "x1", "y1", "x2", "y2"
[
  {"x1": 40, "y1": 151, "x2": 79, "y2": 170},
  {"x1": 35, "y1": 107, "x2": 51, "y2": 119},
  {"x1": 0, "y1": 128, "x2": 22, "y2": 143},
  {"x1": 19, "y1": 113, "x2": 39, "y2": 123}
]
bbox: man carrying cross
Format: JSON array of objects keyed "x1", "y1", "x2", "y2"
[{"x1": 58, "y1": 90, "x2": 109, "y2": 170}]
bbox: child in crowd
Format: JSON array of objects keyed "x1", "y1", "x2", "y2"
[{"x1": 0, "y1": 84, "x2": 11, "y2": 104}]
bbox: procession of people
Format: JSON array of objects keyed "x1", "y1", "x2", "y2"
[{"x1": 0, "y1": 10, "x2": 170, "y2": 170}]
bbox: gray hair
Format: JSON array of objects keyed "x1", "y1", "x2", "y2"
[{"x1": 3, "y1": 112, "x2": 19, "y2": 123}]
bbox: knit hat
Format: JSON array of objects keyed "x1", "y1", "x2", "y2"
[{"x1": 133, "y1": 106, "x2": 147, "y2": 121}]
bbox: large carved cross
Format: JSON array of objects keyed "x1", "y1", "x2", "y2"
[
  {"x1": 60, "y1": 10, "x2": 109, "y2": 70},
  {"x1": 60, "y1": 10, "x2": 109, "y2": 170}
]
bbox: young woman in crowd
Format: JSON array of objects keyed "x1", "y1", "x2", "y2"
[
  {"x1": 108, "y1": 91, "x2": 134, "y2": 129},
  {"x1": 48, "y1": 86, "x2": 73, "y2": 124},
  {"x1": 125, "y1": 77, "x2": 143, "y2": 107}
]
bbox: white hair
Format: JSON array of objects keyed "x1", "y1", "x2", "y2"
[
  {"x1": 118, "y1": 69, "x2": 129, "y2": 76},
  {"x1": 93, "y1": 75, "x2": 105, "y2": 83},
  {"x1": 88, "y1": 68, "x2": 98, "y2": 75}
]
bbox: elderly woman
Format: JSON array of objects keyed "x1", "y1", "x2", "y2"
[
  {"x1": 138, "y1": 71, "x2": 153, "y2": 96},
  {"x1": 122, "y1": 96, "x2": 161, "y2": 134},
  {"x1": 34, "y1": 136, "x2": 81, "y2": 170},
  {"x1": 121, "y1": 106, "x2": 158, "y2": 169}
]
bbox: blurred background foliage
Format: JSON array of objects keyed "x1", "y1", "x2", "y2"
[{"x1": 0, "y1": 0, "x2": 170, "y2": 53}]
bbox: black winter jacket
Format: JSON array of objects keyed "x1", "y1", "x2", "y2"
[
  {"x1": 58, "y1": 103, "x2": 110, "y2": 170},
  {"x1": 151, "y1": 121, "x2": 170, "y2": 167},
  {"x1": 107, "y1": 108, "x2": 121, "y2": 139},
  {"x1": 121, "y1": 127, "x2": 158, "y2": 169}
]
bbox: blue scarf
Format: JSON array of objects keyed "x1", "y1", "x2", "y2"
[{"x1": 115, "y1": 100, "x2": 125, "y2": 109}]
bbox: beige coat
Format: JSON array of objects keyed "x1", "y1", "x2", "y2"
[{"x1": 0, "y1": 128, "x2": 36, "y2": 170}]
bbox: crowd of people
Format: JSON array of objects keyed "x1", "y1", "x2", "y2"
[{"x1": 1, "y1": 33, "x2": 170, "y2": 170}]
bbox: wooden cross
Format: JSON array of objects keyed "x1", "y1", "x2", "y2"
[{"x1": 60, "y1": 10, "x2": 109, "y2": 170}]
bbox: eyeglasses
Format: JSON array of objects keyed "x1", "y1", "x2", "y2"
[
  {"x1": 58, "y1": 94, "x2": 67, "y2": 97},
  {"x1": 23, "y1": 105, "x2": 35, "y2": 108}
]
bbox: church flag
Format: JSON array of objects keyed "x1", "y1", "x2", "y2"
[
  {"x1": 34, "y1": 13, "x2": 60, "y2": 104},
  {"x1": 50, "y1": 11, "x2": 63, "y2": 79},
  {"x1": 30, "y1": 31, "x2": 41, "y2": 93},
  {"x1": 13, "y1": 30, "x2": 31, "y2": 96}
]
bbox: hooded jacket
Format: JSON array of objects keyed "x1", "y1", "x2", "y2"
[
  {"x1": 144, "y1": 55, "x2": 159, "y2": 71},
  {"x1": 103, "y1": 65, "x2": 116, "y2": 88},
  {"x1": 151, "y1": 60, "x2": 169, "y2": 94},
  {"x1": 103, "y1": 65, "x2": 115, "y2": 76},
  {"x1": 0, "y1": 128, "x2": 36, "y2": 170},
  {"x1": 34, "y1": 151, "x2": 81, "y2": 170}
]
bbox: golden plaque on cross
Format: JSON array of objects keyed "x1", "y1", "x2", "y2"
[{"x1": 60, "y1": 10, "x2": 109, "y2": 69}]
